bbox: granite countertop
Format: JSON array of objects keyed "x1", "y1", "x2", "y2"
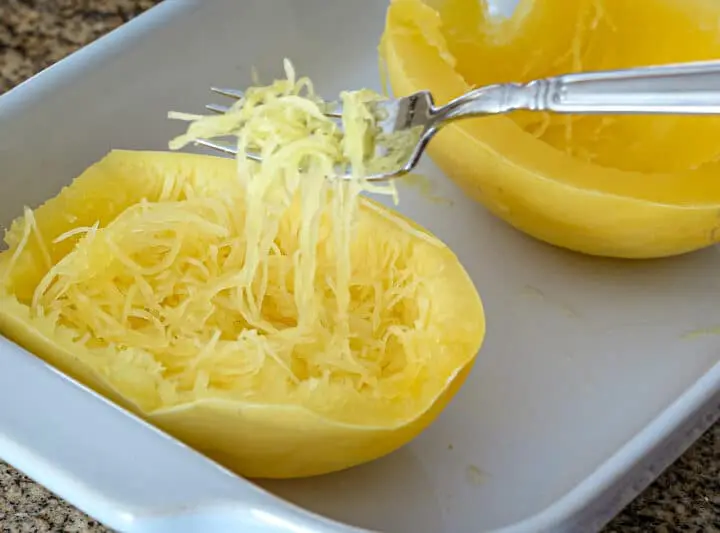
[{"x1": 0, "y1": 1, "x2": 718, "y2": 532}]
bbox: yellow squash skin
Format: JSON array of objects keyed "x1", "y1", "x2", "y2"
[
  {"x1": 0, "y1": 150, "x2": 484, "y2": 479},
  {"x1": 382, "y1": 0, "x2": 720, "y2": 258}
]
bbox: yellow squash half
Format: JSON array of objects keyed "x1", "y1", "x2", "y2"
[
  {"x1": 382, "y1": 0, "x2": 720, "y2": 258},
  {"x1": 0, "y1": 150, "x2": 484, "y2": 479}
]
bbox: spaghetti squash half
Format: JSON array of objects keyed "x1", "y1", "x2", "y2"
[
  {"x1": 0, "y1": 66, "x2": 484, "y2": 479},
  {"x1": 382, "y1": 0, "x2": 720, "y2": 258}
]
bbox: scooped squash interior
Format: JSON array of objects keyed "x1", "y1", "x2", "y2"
[
  {"x1": 0, "y1": 150, "x2": 484, "y2": 478},
  {"x1": 381, "y1": 0, "x2": 720, "y2": 258}
]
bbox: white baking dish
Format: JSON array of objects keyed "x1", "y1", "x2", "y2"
[{"x1": 0, "y1": 1, "x2": 718, "y2": 532}]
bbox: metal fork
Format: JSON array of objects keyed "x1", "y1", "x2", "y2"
[{"x1": 197, "y1": 59, "x2": 720, "y2": 181}]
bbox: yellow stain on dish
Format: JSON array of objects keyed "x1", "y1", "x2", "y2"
[
  {"x1": 465, "y1": 464, "x2": 488, "y2": 485},
  {"x1": 522, "y1": 285, "x2": 581, "y2": 319},
  {"x1": 682, "y1": 326, "x2": 720, "y2": 340}
]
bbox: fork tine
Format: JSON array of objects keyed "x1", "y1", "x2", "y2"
[
  {"x1": 210, "y1": 87, "x2": 344, "y2": 118},
  {"x1": 322, "y1": 102, "x2": 343, "y2": 119},
  {"x1": 195, "y1": 139, "x2": 237, "y2": 156},
  {"x1": 211, "y1": 87, "x2": 342, "y2": 118},
  {"x1": 206, "y1": 103, "x2": 231, "y2": 114},
  {"x1": 211, "y1": 87, "x2": 245, "y2": 99},
  {"x1": 195, "y1": 139, "x2": 264, "y2": 163},
  {"x1": 199, "y1": 87, "x2": 411, "y2": 178},
  {"x1": 195, "y1": 138, "x2": 237, "y2": 155},
  {"x1": 207, "y1": 100, "x2": 343, "y2": 119}
]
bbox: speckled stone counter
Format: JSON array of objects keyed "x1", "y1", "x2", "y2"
[{"x1": 0, "y1": 1, "x2": 718, "y2": 532}]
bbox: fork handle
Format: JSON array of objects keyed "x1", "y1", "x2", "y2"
[{"x1": 439, "y1": 60, "x2": 720, "y2": 119}]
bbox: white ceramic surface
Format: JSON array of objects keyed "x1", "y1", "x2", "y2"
[{"x1": 0, "y1": 1, "x2": 718, "y2": 532}]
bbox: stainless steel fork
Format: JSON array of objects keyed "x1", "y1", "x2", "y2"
[{"x1": 197, "y1": 59, "x2": 720, "y2": 181}]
